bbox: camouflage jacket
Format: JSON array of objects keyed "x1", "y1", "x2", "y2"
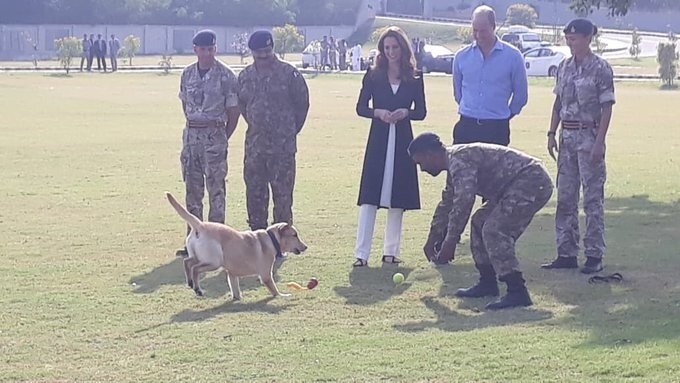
[
  {"x1": 431, "y1": 144, "x2": 544, "y2": 242},
  {"x1": 553, "y1": 54, "x2": 615, "y2": 123},
  {"x1": 178, "y1": 59, "x2": 238, "y2": 123},
  {"x1": 237, "y1": 59, "x2": 310, "y2": 154}
]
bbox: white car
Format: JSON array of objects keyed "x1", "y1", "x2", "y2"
[{"x1": 523, "y1": 46, "x2": 568, "y2": 77}]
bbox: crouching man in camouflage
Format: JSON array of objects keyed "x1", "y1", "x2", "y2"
[
  {"x1": 408, "y1": 133, "x2": 553, "y2": 310},
  {"x1": 175, "y1": 30, "x2": 241, "y2": 257}
]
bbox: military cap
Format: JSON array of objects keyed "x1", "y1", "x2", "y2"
[
  {"x1": 248, "y1": 30, "x2": 274, "y2": 50},
  {"x1": 408, "y1": 132, "x2": 444, "y2": 156},
  {"x1": 193, "y1": 29, "x2": 217, "y2": 46},
  {"x1": 563, "y1": 18, "x2": 598, "y2": 36}
]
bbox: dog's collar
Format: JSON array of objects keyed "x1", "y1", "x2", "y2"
[{"x1": 266, "y1": 228, "x2": 283, "y2": 258}]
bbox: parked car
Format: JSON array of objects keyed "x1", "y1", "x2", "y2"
[
  {"x1": 523, "y1": 46, "x2": 568, "y2": 77},
  {"x1": 501, "y1": 32, "x2": 546, "y2": 52},
  {"x1": 420, "y1": 44, "x2": 455, "y2": 74}
]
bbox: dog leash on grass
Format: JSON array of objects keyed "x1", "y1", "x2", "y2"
[{"x1": 588, "y1": 272, "x2": 623, "y2": 284}]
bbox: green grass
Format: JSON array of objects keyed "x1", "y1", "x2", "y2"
[
  {"x1": 1, "y1": 72, "x2": 679, "y2": 382},
  {"x1": 608, "y1": 57, "x2": 660, "y2": 76}
]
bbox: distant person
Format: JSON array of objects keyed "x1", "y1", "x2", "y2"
[
  {"x1": 87, "y1": 34, "x2": 95, "y2": 71},
  {"x1": 452, "y1": 5, "x2": 527, "y2": 146},
  {"x1": 352, "y1": 26, "x2": 426, "y2": 267},
  {"x1": 108, "y1": 34, "x2": 121, "y2": 72},
  {"x1": 237, "y1": 31, "x2": 310, "y2": 240},
  {"x1": 338, "y1": 39, "x2": 348, "y2": 70},
  {"x1": 329, "y1": 36, "x2": 338, "y2": 70},
  {"x1": 542, "y1": 19, "x2": 615, "y2": 275},
  {"x1": 175, "y1": 30, "x2": 241, "y2": 257},
  {"x1": 351, "y1": 43, "x2": 362, "y2": 71},
  {"x1": 94, "y1": 33, "x2": 107, "y2": 72},
  {"x1": 320, "y1": 35, "x2": 330, "y2": 69},
  {"x1": 80, "y1": 34, "x2": 91, "y2": 72}
]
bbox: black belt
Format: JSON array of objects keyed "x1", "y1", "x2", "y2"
[
  {"x1": 186, "y1": 120, "x2": 226, "y2": 129},
  {"x1": 460, "y1": 115, "x2": 509, "y2": 125},
  {"x1": 562, "y1": 120, "x2": 597, "y2": 130}
]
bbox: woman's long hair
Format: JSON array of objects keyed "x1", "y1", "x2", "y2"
[{"x1": 371, "y1": 26, "x2": 417, "y2": 81}]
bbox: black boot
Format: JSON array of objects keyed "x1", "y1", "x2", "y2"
[
  {"x1": 541, "y1": 256, "x2": 577, "y2": 269},
  {"x1": 455, "y1": 264, "x2": 499, "y2": 298},
  {"x1": 580, "y1": 256, "x2": 603, "y2": 274},
  {"x1": 486, "y1": 271, "x2": 533, "y2": 310}
]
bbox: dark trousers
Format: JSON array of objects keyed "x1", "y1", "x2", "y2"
[
  {"x1": 97, "y1": 56, "x2": 107, "y2": 71},
  {"x1": 452, "y1": 116, "x2": 511, "y2": 146},
  {"x1": 87, "y1": 53, "x2": 94, "y2": 71}
]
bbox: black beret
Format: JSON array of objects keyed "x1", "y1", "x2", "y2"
[
  {"x1": 248, "y1": 30, "x2": 274, "y2": 50},
  {"x1": 564, "y1": 18, "x2": 598, "y2": 36},
  {"x1": 193, "y1": 29, "x2": 217, "y2": 46},
  {"x1": 408, "y1": 132, "x2": 444, "y2": 156}
]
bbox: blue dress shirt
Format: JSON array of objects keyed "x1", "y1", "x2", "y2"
[{"x1": 453, "y1": 39, "x2": 528, "y2": 120}]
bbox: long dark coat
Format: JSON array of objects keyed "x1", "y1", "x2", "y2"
[{"x1": 355, "y1": 68, "x2": 427, "y2": 210}]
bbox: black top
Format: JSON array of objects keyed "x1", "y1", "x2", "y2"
[{"x1": 355, "y1": 68, "x2": 427, "y2": 210}]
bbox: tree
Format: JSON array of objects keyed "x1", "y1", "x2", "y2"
[
  {"x1": 570, "y1": 0, "x2": 630, "y2": 17},
  {"x1": 120, "y1": 35, "x2": 141, "y2": 66},
  {"x1": 506, "y1": 3, "x2": 538, "y2": 28},
  {"x1": 657, "y1": 39, "x2": 678, "y2": 88},
  {"x1": 231, "y1": 33, "x2": 250, "y2": 64},
  {"x1": 629, "y1": 27, "x2": 642, "y2": 60},
  {"x1": 272, "y1": 24, "x2": 304, "y2": 60},
  {"x1": 54, "y1": 36, "x2": 81, "y2": 74}
]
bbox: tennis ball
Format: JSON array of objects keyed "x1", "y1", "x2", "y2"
[{"x1": 392, "y1": 273, "x2": 405, "y2": 284}]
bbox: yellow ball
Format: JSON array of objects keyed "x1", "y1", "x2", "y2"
[{"x1": 392, "y1": 273, "x2": 405, "y2": 284}]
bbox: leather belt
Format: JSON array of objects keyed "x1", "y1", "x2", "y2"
[
  {"x1": 562, "y1": 120, "x2": 597, "y2": 130},
  {"x1": 186, "y1": 120, "x2": 226, "y2": 129}
]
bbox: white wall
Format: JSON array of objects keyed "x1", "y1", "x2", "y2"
[{"x1": 0, "y1": 24, "x2": 355, "y2": 60}]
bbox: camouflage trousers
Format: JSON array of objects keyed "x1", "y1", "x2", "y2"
[
  {"x1": 471, "y1": 165, "x2": 553, "y2": 276},
  {"x1": 180, "y1": 127, "x2": 228, "y2": 234},
  {"x1": 244, "y1": 151, "x2": 296, "y2": 230},
  {"x1": 555, "y1": 128, "x2": 607, "y2": 259}
]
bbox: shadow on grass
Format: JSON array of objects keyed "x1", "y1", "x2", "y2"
[
  {"x1": 530, "y1": 195, "x2": 680, "y2": 348},
  {"x1": 394, "y1": 296, "x2": 553, "y2": 333},
  {"x1": 129, "y1": 256, "x2": 286, "y2": 298},
  {"x1": 44, "y1": 72, "x2": 72, "y2": 78},
  {"x1": 333, "y1": 263, "x2": 415, "y2": 305},
  {"x1": 170, "y1": 296, "x2": 292, "y2": 324},
  {"x1": 394, "y1": 196, "x2": 680, "y2": 339}
]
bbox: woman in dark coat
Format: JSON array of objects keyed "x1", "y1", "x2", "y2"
[{"x1": 353, "y1": 26, "x2": 427, "y2": 267}]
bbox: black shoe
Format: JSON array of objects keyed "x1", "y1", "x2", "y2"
[
  {"x1": 486, "y1": 289, "x2": 533, "y2": 310},
  {"x1": 175, "y1": 247, "x2": 188, "y2": 257},
  {"x1": 486, "y1": 271, "x2": 533, "y2": 310},
  {"x1": 541, "y1": 256, "x2": 578, "y2": 269},
  {"x1": 581, "y1": 256, "x2": 603, "y2": 274},
  {"x1": 455, "y1": 264, "x2": 499, "y2": 298}
]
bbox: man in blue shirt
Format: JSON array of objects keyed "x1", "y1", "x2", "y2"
[{"x1": 452, "y1": 5, "x2": 528, "y2": 146}]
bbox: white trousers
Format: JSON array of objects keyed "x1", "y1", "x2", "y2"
[
  {"x1": 354, "y1": 204, "x2": 404, "y2": 260},
  {"x1": 355, "y1": 118, "x2": 403, "y2": 260}
]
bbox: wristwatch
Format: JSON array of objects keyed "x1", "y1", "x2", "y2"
[{"x1": 547, "y1": 131, "x2": 556, "y2": 137}]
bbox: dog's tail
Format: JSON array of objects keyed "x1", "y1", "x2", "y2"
[{"x1": 165, "y1": 192, "x2": 203, "y2": 232}]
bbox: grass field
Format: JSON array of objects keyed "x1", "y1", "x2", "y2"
[{"x1": 1, "y1": 72, "x2": 679, "y2": 382}]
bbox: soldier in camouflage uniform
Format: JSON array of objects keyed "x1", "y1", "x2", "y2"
[
  {"x1": 237, "y1": 31, "x2": 310, "y2": 239},
  {"x1": 175, "y1": 30, "x2": 241, "y2": 257},
  {"x1": 408, "y1": 133, "x2": 553, "y2": 310},
  {"x1": 542, "y1": 19, "x2": 615, "y2": 274}
]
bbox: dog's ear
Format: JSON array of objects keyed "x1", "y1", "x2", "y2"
[{"x1": 280, "y1": 222, "x2": 292, "y2": 235}]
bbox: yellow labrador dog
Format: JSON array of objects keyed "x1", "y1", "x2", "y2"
[{"x1": 166, "y1": 192, "x2": 308, "y2": 300}]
